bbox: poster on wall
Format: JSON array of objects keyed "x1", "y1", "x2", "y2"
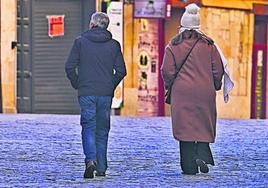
[
  {"x1": 134, "y1": 0, "x2": 167, "y2": 18},
  {"x1": 137, "y1": 19, "x2": 159, "y2": 116},
  {"x1": 107, "y1": 2, "x2": 124, "y2": 109},
  {"x1": 47, "y1": 15, "x2": 65, "y2": 38}
]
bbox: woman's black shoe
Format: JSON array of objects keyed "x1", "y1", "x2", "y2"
[
  {"x1": 196, "y1": 159, "x2": 209, "y2": 173},
  {"x1": 182, "y1": 172, "x2": 197, "y2": 175}
]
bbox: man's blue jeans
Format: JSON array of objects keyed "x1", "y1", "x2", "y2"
[{"x1": 79, "y1": 96, "x2": 112, "y2": 173}]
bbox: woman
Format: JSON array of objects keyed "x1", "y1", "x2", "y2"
[{"x1": 161, "y1": 3, "x2": 226, "y2": 175}]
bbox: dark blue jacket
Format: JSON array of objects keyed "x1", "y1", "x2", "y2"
[{"x1": 65, "y1": 27, "x2": 127, "y2": 96}]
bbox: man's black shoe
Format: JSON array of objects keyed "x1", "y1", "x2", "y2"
[
  {"x1": 95, "y1": 172, "x2": 106, "y2": 177},
  {"x1": 196, "y1": 159, "x2": 209, "y2": 173},
  {"x1": 84, "y1": 161, "x2": 96, "y2": 179}
]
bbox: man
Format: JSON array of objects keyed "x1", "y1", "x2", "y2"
[{"x1": 65, "y1": 12, "x2": 126, "y2": 179}]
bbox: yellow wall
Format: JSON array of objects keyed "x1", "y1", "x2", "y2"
[
  {"x1": 202, "y1": 0, "x2": 268, "y2": 10},
  {"x1": 0, "y1": 0, "x2": 17, "y2": 113},
  {"x1": 200, "y1": 8, "x2": 254, "y2": 119},
  {"x1": 121, "y1": 4, "x2": 139, "y2": 116}
]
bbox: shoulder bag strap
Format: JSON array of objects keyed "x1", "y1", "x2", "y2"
[
  {"x1": 168, "y1": 38, "x2": 200, "y2": 89},
  {"x1": 175, "y1": 37, "x2": 200, "y2": 75}
]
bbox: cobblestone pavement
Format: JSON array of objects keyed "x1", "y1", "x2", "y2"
[{"x1": 0, "y1": 114, "x2": 267, "y2": 188}]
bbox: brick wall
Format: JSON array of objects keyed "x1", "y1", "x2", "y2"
[{"x1": 201, "y1": 7, "x2": 254, "y2": 118}]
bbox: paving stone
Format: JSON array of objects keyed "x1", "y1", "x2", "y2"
[{"x1": 0, "y1": 114, "x2": 267, "y2": 187}]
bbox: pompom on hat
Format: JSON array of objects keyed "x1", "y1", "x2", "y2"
[{"x1": 180, "y1": 3, "x2": 200, "y2": 29}]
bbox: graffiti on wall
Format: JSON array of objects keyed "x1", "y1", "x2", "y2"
[{"x1": 137, "y1": 19, "x2": 159, "y2": 116}]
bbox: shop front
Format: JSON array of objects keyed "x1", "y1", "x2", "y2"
[
  {"x1": 2, "y1": 0, "x2": 268, "y2": 119},
  {"x1": 121, "y1": 0, "x2": 268, "y2": 118},
  {"x1": 121, "y1": 0, "x2": 200, "y2": 116}
]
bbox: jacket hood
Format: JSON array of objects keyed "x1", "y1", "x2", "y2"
[{"x1": 81, "y1": 27, "x2": 112, "y2": 42}]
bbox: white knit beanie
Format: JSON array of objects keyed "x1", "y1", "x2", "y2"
[{"x1": 180, "y1": 3, "x2": 200, "y2": 29}]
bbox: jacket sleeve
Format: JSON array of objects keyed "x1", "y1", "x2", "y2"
[
  {"x1": 161, "y1": 46, "x2": 177, "y2": 90},
  {"x1": 65, "y1": 39, "x2": 80, "y2": 90},
  {"x1": 211, "y1": 45, "x2": 224, "y2": 91},
  {"x1": 113, "y1": 43, "x2": 127, "y2": 87}
]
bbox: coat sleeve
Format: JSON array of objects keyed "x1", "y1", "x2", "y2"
[
  {"x1": 113, "y1": 42, "x2": 127, "y2": 87},
  {"x1": 161, "y1": 46, "x2": 177, "y2": 90},
  {"x1": 65, "y1": 39, "x2": 80, "y2": 90},
  {"x1": 211, "y1": 45, "x2": 224, "y2": 91}
]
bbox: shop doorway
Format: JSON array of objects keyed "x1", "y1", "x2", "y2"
[
  {"x1": 251, "y1": 16, "x2": 267, "y2": 119},
  {"x1": 17, "y1": 0, "x2": 95, "y2": 114}
]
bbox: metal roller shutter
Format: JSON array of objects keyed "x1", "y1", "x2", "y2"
[{"x1": 32, "y1": 0, "x2": 81, "y2": 114}]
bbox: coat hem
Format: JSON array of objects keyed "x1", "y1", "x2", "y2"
[{"x1": 174, "y1": 135, "x2": 215, "y2": 143}]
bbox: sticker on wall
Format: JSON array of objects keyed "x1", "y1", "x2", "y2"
[
  {"x1": 137, "y1": 19, "x2": 159, "y2": 116},
  {"x1": 138, "y1": 51, "x2": 150, "y2": 91},
  {"x1": 47, "y1": 15, "x2": 65, "y2": 38}
]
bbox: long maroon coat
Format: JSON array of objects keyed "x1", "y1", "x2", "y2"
[{"x1": 161, "y1": 31, "x2": 224, "y2": 143}]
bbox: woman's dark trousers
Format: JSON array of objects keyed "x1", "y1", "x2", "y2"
[{"x1": 179, "y1": 141, "x2": 215, "y2": 174}]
